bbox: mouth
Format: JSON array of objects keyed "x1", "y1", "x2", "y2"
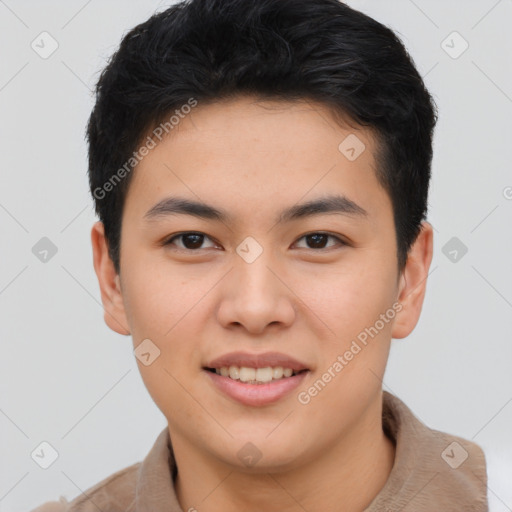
[
  {"x1": 203, "y1": 351, "x2": 311, "y2": 406},
  {"x1": 203, "y1": 365, "x2": 309, "y2": 385}
]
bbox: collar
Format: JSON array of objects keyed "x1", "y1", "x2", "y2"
[
  {"x1": 134, "y1": 391, "x2": 488, "y2": 511},
  {"x1": 365, "y1": 392, "x2": 488, "y2": 511}
]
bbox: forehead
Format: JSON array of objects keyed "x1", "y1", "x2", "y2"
[{"x1": 124, "y1": 96, "x2": 391, "y2": 226}]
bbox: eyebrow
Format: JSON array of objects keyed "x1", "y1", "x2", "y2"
[{"x1": 143, "y1": 194, "x2": 368, "y2": 224}]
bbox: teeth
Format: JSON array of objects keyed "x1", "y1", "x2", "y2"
[
  {"x1": 273, "y1": 366, "x2": 284, "y2": 379},
  {"x1": 239, "y1": 367, "x2": 256, "y2": 382},
  {"x1": 229, "y1": 366, "x2": 240, "y2": 380},
  {"x1": 214, "y1": 365, "x2": 300, "y2": 383},
  {"x1": 255, "y1": 367, "x2": 273, "y2": 383}
]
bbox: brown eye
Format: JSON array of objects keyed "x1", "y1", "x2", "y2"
[
  {"x1": 164, "y1": 232, "x2": 217, "y2": 251},
  {"x1": 294, "y1": 232, "x2": 345, "y2": 250}
]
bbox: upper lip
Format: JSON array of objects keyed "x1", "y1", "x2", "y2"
[{"x1": 205, "y1": 351, "x2": 310, "y2": 372}]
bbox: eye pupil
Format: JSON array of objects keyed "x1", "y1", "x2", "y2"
[
  {"x1": 306, "y1": 233, "x2": 328, "y2": 249},
  {"x1": 182, "y1": 233, "x2": 203, "y2": 249}
]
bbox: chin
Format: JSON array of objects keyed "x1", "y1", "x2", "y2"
[{"x1": 220, "y1": 432, "x2": 308, "y2": 472}]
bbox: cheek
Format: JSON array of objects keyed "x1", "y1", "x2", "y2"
[
  {"x1": 293, "y1": 263, "x2": 396, "y2": 339},
  {"x1": 295, "y1": 273, "x2": 395, "y2": 421},
  {"x1": 122, "y1": 264, "x2": 209, "y2": 397},
  {"x1": 125, "y1": 271, "x2": 203, "y2": 420},
  {"x1": 122, "y1": 262, "x2": 207, "y2": 340}
]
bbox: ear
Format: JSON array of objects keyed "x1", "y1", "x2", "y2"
[
  {"x1": 391, "y1": 221, "x2": 434, "y2": 339},
  {"x1": 90, "y1": 221, "x2": 131, "y2": 336}
]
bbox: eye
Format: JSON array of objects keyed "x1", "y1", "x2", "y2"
[
  {"x1": 163, "y1": 231, "x2": 347, "y2": 252},
  {"x1": 164, "y1": 232, "x2": 218, "y2": 251},
  {"x1": 294, "y1": 232, "x2": 346, "y2": 250}
]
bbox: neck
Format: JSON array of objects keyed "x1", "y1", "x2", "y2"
[{"x1": 173, "y1": 391, "x2": 395, "y2": 512}]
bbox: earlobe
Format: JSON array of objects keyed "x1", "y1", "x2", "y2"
[
  {"x1": 90, "y1": 221, "x2": 131, "y2": 336},
  {"x1": 391, "y1": 221, "x2": 434, "y2": 340}
]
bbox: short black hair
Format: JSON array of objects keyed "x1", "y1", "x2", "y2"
[{"x1": 87, "y1": 0, "x2": 438, "y2": 275}]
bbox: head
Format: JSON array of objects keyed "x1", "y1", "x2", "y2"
[{"x1": 90, "y1": 0, "x2": 436, "y2": 472}]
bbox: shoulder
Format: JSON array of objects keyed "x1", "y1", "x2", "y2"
[
  {"x1": 378, "y1": 392, "x2": 488, "y2": 510},
  {"x1": 384, "y1": 391, "x2": 487, "y2": 475},
  {"x1": 411, "y1": 427, "x2": 488, "y2": 511},
  {"x1": 29, "y1": 462, "x2": 141, "y2": 512}
]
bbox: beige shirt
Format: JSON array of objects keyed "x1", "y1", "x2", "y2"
[{"x1": 31, "y1": 392, "x2": 488, "y2": 511}]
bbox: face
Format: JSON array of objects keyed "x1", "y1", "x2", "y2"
[{"x1": 92, "y1": 95, "x2": 432, "y2": 471}]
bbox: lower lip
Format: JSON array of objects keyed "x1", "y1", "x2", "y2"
[{"x1": 204, "y1": 370, "x2": 309, "y2": 407}]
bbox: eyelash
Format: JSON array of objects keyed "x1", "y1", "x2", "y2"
[{"x1": 162, "y1": 231, "x2": 347, "y2": 252}]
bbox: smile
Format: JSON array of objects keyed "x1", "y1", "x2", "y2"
[
  {"x1": 203, "y1": 367, "x2": 310, "y2": 406},
  {"x1": 206, "y1": 365, "x2": 306, "y2": 384}
]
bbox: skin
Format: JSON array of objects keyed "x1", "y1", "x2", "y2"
[{"x1": 91, "y1": 95, "x2": 433, "y2": 512}]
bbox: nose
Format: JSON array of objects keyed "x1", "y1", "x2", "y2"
[{"x1": 216, "y1": 252, "x2": 296, "y2": 335}]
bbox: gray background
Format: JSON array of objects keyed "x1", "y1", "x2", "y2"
[{"x1": 0, "y1": 0, "x2": 511, "y2": 510}]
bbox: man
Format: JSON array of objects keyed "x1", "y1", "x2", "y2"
[{"x1": 32, "y1": 0, "x2": 488, "y2": 510}]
